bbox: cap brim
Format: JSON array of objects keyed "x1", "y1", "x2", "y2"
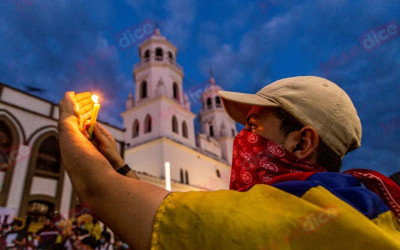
[{"x1": 218, "y1": 90, "x2": 279, "y2": 125}]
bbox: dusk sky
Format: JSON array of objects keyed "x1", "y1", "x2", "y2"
[{"x1": 0, "y1": 0, "x2": 399, "y2": 176}]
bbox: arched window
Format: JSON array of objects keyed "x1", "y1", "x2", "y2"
[
  {"x1": 132, "y1": 119, "x2": 139, "y2": 138},
  {"x1": 20, "y1": 132, "x2": 64, "y2": 219},
  {"x1": 140, "y1": 81, "x2": 147, "y2": 99},
  {"x1": 0, "y1": 118, "x2": 19, "y2": 206},
  {"x1": 0, "y1": 120, "x2": 13, "y2": 169},
  {"x1": 168, "y1": 51, "x2": 174, "y2": 62},
  {"x1": 173, "y1": 82, "x2": 179, "y2": 100},
  {"x1": 207, "y1": 97, "x2": 212, "y2": 109},
  {"x1": 144, "y1": 49, "x2": 150, "y2": 61},
  {"x1": 35, "y1": 136, "x2": 61, "y2": 173},
  {"x1": 172, "y1": 116, "x2": 178, "y2": 134},
  {"x1": 155, "y1": 47, "x2": 163, "y2": 61},
  {"x1": 215, "y1": 96, "x2": 222, "y2": 107},
  {"x1": 216, "y1": 169, "x2": 221, "y2": 178},
  {"x1": 182, "y1": 121, "x2": 188, "y2": 138},
  {"x1": 185, "y1": 170, "x2": 189, "y2": 184},
  {"x1": 180, "y1": 169, "x2": 184, "y2": 183},
  {"x1": 144, "y1": 115, "x2": 152, "y2": 133},
  {"x1": 209, "y1": 124, "x2": 214, "y2": 137}
]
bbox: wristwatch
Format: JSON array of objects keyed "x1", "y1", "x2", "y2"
[{"x1": 117, "y1": 164, "x2": 131, "y2": 176}]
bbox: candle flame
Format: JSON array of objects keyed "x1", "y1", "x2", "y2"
[{"x1": 92, "y1": 95, "x2": 99, "y2": 104}]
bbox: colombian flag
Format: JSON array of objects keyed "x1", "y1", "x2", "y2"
[{"x1": 151, "y1": 172, "x2": 400, "y2": 249}]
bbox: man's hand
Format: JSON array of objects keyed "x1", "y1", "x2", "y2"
[
  {"x1": 59, "y1": 91, "x2": 93, "y2": 132},
  {"x1": 92, "y1": 123, "x2": 140, "y2": 179},
  {"x1": 92, "y1": 123, "x2": 125, "y2": 170},
  {"x1": 59, "y1": 92, "x2": 129, "y2": 173}
]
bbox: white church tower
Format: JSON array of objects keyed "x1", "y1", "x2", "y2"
[
  {"x1": 121, "y1": 28, "x2": 233, "y2": 191},
  {"x1": 122, "y1": 28, "x2": 196, "y2": 149},
  {"x1": 197, "y1": 77, "x2": 237, "y2": 164}
]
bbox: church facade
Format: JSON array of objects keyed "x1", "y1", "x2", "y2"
[{"x1": 0, "y1": 28, "x2": 236, "y2": 222}]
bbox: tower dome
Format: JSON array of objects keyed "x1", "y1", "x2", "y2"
[{"x1": 201, "y1": 77, "x2": 223, "y2": 110}]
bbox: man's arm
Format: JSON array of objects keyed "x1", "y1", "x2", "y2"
[{"x1": 58, "y1": 92, "x2": 169, "y2": 249}]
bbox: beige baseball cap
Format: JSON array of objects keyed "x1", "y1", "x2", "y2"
[{"x1": 218, "y1": 76, "x2": 362, "y2": 158}]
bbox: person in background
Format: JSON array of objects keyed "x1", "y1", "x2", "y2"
[
  {"x1": 63, "y1": 227, "x2": 79, "y2": 250},
  {"x1": 6, "y1": 220, "x2": 22, "y2": 249},
  {"x1": 95, "y1": 231, "x2": 113, "y2": 250},
  {"x1": 36, "y1": 215, "x2": 59, "y2": 249},
  {"x1": 0, "y1": 229, "x2": 7, "y2": 249},
  {"x1": 13, "y1": 217, "x2": 32, "y2": 250},
  {"x1": 14, "y1": 231, "x2": 37, "y2": 250},
  {"x1": 52, "y1": 212, "x2": 66, "y2": 249},
  {"x1": 86, "y1": 219, "x2": 102, "y2": 241},
  {"x1": 81, "y1": 235, "x2": 98, "y2": 250},
  {"x1": 24, "y1": 232, "x2": 36, "y2": 250},
  {"x1": 113, "y1": 240, "x2": 130, "y2": 250}
]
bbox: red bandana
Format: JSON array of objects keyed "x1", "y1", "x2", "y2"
[
  {"x1": 230, "y1": 129, "x2": 326, "y2": 192},
  {"x1": 230, "y1": 129, "x2": 400, "y2": 219}
]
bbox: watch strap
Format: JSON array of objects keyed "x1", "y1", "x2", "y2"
[{"x1": 117, "y1": 164, "x2": 131, "y2": 176}]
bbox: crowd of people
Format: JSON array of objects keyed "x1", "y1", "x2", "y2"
[{"x1": 1, "y1": 208, "x2": 130, "y2": 250}]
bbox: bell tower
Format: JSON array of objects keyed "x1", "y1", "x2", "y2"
[
  {"x1": 121, "y1": 28, "x2": 196, "y2": 148},
  {"x1": 198, "y1": 77, "x2": 237, "y2": 163}
]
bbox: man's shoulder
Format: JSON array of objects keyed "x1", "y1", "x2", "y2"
[
  {"x1": 152, "y1": 175, "x2": 400, "y2": 249},
  {"x1": 270, "y1": 172, "x2": 389, "y2": 219}
]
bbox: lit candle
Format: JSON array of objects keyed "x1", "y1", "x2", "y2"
[
  {"x1": 165, "y1": 162, "x2": 171, "y2": 191},
  {"x1": 88, "y1": 95, "x2": 100, "y2": 139}
]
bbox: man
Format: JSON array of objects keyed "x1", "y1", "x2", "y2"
[
  {"x1": 5, "y1": 220, "x2": 22, "y2": 249},
  {"x1": 58, "y1": 76, "x2": 400, "y2": 249},
  {"x1": 36, "y1": 215, "x2": 59, "y2": 249},
  {"x1": 12, "y1": 216, "x2": 33, "y2": 250},
  {"x1": 95, "y1": 231, "x2": 113, "y2": 250}
]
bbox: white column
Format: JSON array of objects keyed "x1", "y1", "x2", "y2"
[
  {"x1": 164, "y1": 162, "x2": 171, "y2": 191},
  {"x1": 59, "y1": 171, "x2": 72, "y2": 219},
  {"x1": 6, "y1": 145, "x2": 31, "y2": 212}
]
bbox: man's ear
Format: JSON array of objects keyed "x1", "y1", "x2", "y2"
[{"x1": 286, "y1": 126, "x2": 319, "y2": 161}]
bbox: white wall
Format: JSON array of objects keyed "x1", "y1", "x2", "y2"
[
  {"x1": 124, "y1": 139, "x2": 164, "y2": 176},
  {"x1": 197, "y1": 134, "x2": 222, "y2": 158},
  {"x1": 30, "y1": 177, "x2": 58, "y2": 197},
  {"x1": 122, "y1": 96, "x2": 196, "y2": 148},
  {"x1": 124, "y1": 137, "x2": 230, "y2": 191},
  {"x1": 1, "y1": 88, "x2": 51, "y2": 117}
]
